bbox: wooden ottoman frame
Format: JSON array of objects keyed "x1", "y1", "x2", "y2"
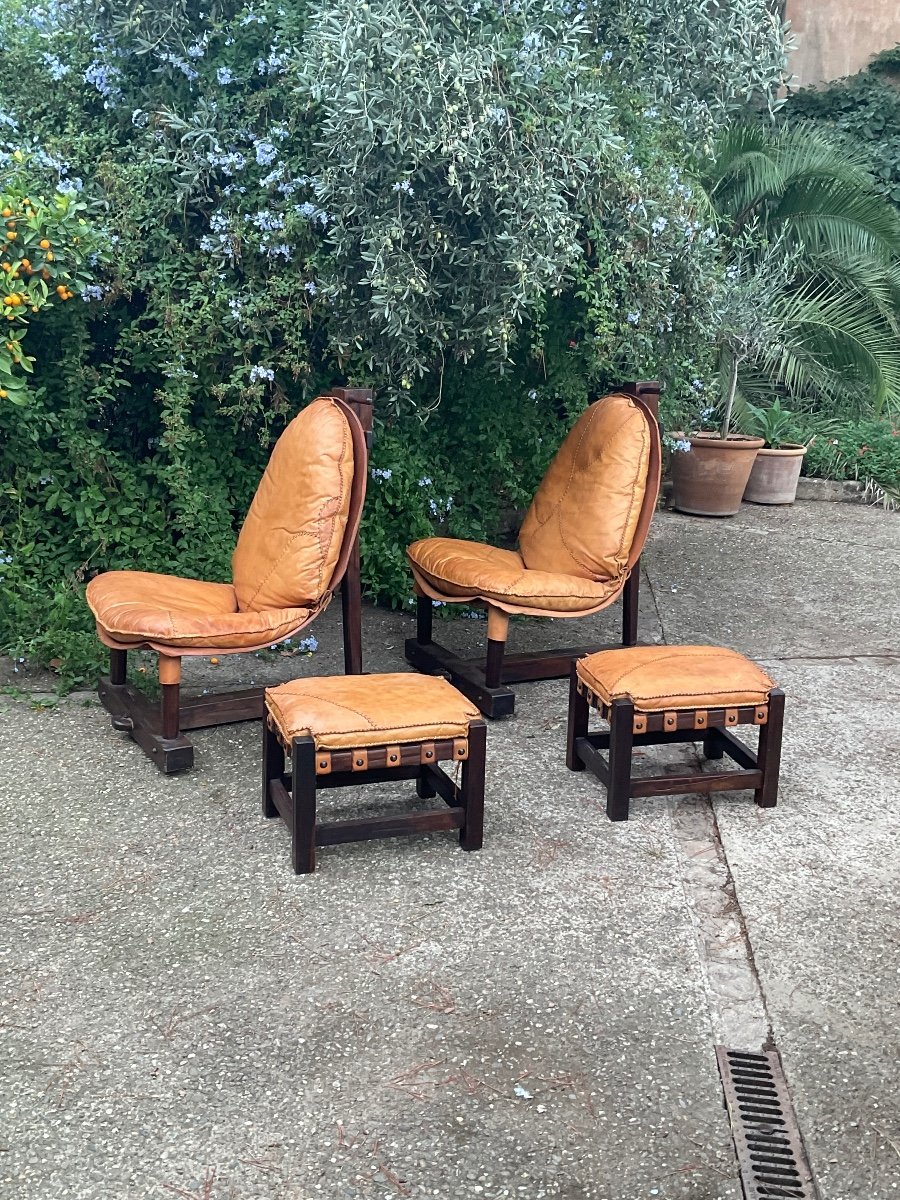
[
  {"x1": 262, "y1": 718, "x2": 487, "y2": 874},
  {"x1": 566, "y1": 663, "x2": 785, "y2": 821},
  {"x1": 95, "y1": 388, "x2": 374, "y2": 774}
]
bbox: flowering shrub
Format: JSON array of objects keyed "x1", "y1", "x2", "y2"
[
  {"x1": 0, "y1": 0, "x2": 787, "y2": 682},
  {"x1": 0, "y1": 161, "x2": 105, "y2": 403}
]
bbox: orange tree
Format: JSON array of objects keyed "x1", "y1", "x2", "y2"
[{"x1": 0, "y1": 164, "x2": 106, "y2": 403}]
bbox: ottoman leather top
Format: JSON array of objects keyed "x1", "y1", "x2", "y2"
[
  {"x1": 266, "y1": 673, "x2": 480, "y2": 750},
  {"x1": 577, "y1": 645, "x2": 775, "y2": 712}
]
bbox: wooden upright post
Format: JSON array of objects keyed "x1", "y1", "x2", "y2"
[{"x1": 329, "y1": 387, "x2": 374, "y2": 676}]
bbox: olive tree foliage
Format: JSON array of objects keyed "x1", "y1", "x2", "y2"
[
  {"x1": 592, "y1": 0, "x2": 790, "y2": 142},
  {"x1": 297, "y1": 0, "x2": 622, "y2": 391}
]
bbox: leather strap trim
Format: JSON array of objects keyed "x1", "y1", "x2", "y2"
[
  {"x1": 453, "y1": 738, "x2": 468, "y2": 761},
  {"x1": 693, "y1": 710, "x2": 707, "y2": 730},
  {"x1": 632, "y1": 714, "x2": 647, "y2": 735},
  {"x1": 316, "y1": 751, "x2": 332, "y2": 775},
  {"x1": 725, "y1": 707, "x2": 739, "y2": 726},
  {"x1": 663, "y1": 710, "x2": 678, "y2": 732},
  {"x1": 385, "y1": 744, "x2": 402, "y2": 767},
  {"x1": 420, "y1": 742, "x2": 436, "y2": 764},
  {"x1": 351, "y1": 749, "x2": 368, "y2": 772},
  {"x1": 754, "y1": 706, "x2": 768, "y2": 725}
]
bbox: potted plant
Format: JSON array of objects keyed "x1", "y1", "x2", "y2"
[
  {"x1": 742, "y1": 399, "x2": 808, "y2": 505},
  {"x1": 670, "y1": 239, "x2": 779, "y2": 517}
]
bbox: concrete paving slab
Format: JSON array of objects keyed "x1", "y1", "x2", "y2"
[
  {"x1": 714, "y1": 655, "x2": 900, "y2": 1200},
  {"x1": 0, "y1": 688, "x2": 740, "y2": 1200},
  {"x1": 2, "y1": 498, "x2": 898, "y2": 1199}
]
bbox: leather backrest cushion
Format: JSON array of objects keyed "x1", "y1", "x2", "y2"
[
  {"x1": 232, "y1": 397, "x2": 355, "y2": 611},
  {"x1": 519, "y1": 393, "x2": 650, "y2": 581}
]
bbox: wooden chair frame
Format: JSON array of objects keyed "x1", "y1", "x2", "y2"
[
  {"x1": 95, "y1": 388, "x2": 374, "y2": 774},
  {"x1": 262, "y1": 718, "x2": 487, "y2": 874},
  {"x1": 566, "y1": 663, "x2": 785, "y2": 821},
  {"x1": 405, "y1": 381, "x2": 662, "y2": 718}
]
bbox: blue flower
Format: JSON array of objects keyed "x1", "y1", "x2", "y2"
[
  {"x1": 392, "y1": 180, "x2": 414, "y2": 195},
  {"x1": 42, "y1": 53, "x2": 70, "y2": 81},
  {"x1": 216, "y1": 66, "x2": 235, "y2": 85},
  {"x1": 249, "y1": 365, "x2": 275, "y2": 383},
  {"x1": 84, "y1": 60, "x2": 123, "y2": 102},
  {"x1": 370, "y1": 467, "x2": 393, "y2": 481},
  {"x1": 81, "y1": 285, "x2": 105, "y2": 302},
  {"x1": 254, "y1": 141, "x2": 278, "y2": 166},
  {"x1": 626, "y1": 311, "x2": 641, "y2": 326},
  {"x1": 417, "y1": 476, "x2": 432, "y2": 487},
  {"x1": 297, "y1": 635, "x2": 318, "y2": 653},
  {"x1": 651, "y1": 216, "x2": 668, "y2": 235}
]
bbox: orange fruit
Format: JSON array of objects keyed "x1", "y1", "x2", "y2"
[
  {"x1": 0, "y1": 389, "x2": 7, "y2": 398},
  {"x1": 56, "y1": 284, "x2": 66, "y2": 296},
  {"x1": 5, "y1": 232, "x2": 15, "y2": 241},
  {"x1": 45, "y1": 251, "x2": 54, "y2": 261},
  {"x1": 0, "y1": 208, "x2": 9, "y2": 218},
  {"x1": 39, "y1": 239, "x2": 50, "y2": 249}
]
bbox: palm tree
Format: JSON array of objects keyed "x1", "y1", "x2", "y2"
[{"x1": 703, "y1": 121, "x2": 900, "y2": 416}]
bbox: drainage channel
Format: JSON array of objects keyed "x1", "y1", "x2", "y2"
[{"x1": 716, "y1": 1046, "x2": 818, "y2": 1199}]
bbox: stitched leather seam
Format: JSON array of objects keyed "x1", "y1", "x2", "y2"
[
  {"x1": 268, "y1": 699, "x2": 476, "y2": 739},
  {"x1": 100, "y1": 611, "x2": 309, "y2": 641},
  {"x1": 416, "y1": 566, "x2": 610, "y2": 602},
  {"x1": 551, "y1": 410, "x2": 644, "y2": 575},
  {"x1": 579, "y1": 650, "x2": 774, "y2": 702},
  {"x1": 524, "y1": 398, "x2": 608, "y2": 532},
  {"x1": 614, "y1": 420, "x2": 650, "y2": 565},
  {"x1": 241, "y1": 406, "x2": 350, "y2": 610}
]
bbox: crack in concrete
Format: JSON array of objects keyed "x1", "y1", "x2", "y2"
[{"x1": 667, "y1": 769, "x2": 773, "y2": 1050}]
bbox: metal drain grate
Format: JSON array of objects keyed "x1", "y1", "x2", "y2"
[{"x1": 716, "y1": 1046, "x2": 817, "y2": 1199}]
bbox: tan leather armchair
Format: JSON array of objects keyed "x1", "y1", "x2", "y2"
[
  {"x1": 86, "y1": 391, "x2": 371, "y2": 772},
  {"x1": 405, "y1": 383, "x2": 661, "y2": 716}
]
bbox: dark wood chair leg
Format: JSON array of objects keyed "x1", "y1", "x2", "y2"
[
  {"x1": 607, "y1": 697, "x2": 634, "y2": 821},
  {"x1": 754, "y1": 688, "x2": 785, "y2": 809},
  {"x1": 416, "y1": 768, "x2": 437, "y2": 799},
  {"x1": 109, "y1": 648, "x2": 127, "y2": 686},
  {"x1": 291, "y1": 737, "x2": 318, "y2": 874},
  {"x1": 703, "y1": 729, "x2": 725, "y2": 760},
  {"x1": 416, "y1": 593, "x2": 433, "y2": 645},
  {"x1": 622, "y1": 566, "x2": 640, "y2": 647},
  {"x1": 566, "y1": 664, "x2": 589, "y2": 771},
  {"x1": 484, "y1": 606, "x2": 509, "y2": 690},
  {"x1": 262, "y1": 720, "x2": 283, "y2": 818},
  {"x1": 341, "y1": 538, "x2": 363, "y2": 675},
  {"x1": 460, "y1": 720, "x2": 486, "y2": 851},
  {"x1": 159, "y1": 655, "x2": 182, "y2": 741}
]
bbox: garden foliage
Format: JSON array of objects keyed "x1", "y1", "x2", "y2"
[{"x1": 0, "y1": 0, "x2": 789, "y2": 682}]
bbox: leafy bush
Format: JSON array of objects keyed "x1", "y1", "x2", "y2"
[
  {"x1": 786, "y1": 50, "x2": 900, "y2": 207},
  {"x1": 801, "y1": 416, "x2": 900, "y2": 505},
  {"x1": 0, "y1": 0, "x2": 791, "y2": 684}
]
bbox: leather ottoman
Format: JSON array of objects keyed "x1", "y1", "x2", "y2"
[
  {"x1": 263, "y1": 673, "x2": 487, "y2": 873},
  {"x1": 565, "y1": 645, "x2": 784, "y2": 820}
]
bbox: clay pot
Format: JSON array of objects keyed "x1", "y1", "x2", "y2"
[
  {"x1": 743, "y1": 443, "x2": 807, "y2": 505},
  {"x1": 671, "y1": 433, "x2": 765, "y2": 517}
]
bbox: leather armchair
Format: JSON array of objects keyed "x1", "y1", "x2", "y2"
[
  {"x1": 405, "y1": 384, "x2": 661, "y2": 716},
  {"x1": 86, "y1": 392, "x2": 370, "y2": 772}
]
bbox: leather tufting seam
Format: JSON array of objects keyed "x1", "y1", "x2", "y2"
[
  {"x1": 579, "y1": 650, "x2": 775, "y2": 703},
  {"x1": 240, "y1": 406, "x2": 350, "y2": 611}
]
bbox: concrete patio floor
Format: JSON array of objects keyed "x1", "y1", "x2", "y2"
[{"x1": 1, "y1": 501, "x2": 898, "y2": 1200}]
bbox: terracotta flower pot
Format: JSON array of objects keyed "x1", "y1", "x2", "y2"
[
  {"x1": 743, "y1": 443, "x2": 807, "y2": 506},
  {"x1": 671, "y1": 433, "x2": 765, "y2": 517}
]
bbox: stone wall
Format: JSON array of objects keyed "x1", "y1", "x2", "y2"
[{"x1": 786, "y1": 0, "x2": 900, "y2": 87}]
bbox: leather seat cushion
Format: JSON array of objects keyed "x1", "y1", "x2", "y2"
[
  {"x1": 265, "y1": 673, "x2": 480, "y2": 750},
  {"x1": 86, "y1": 571, "x2": 311, "y2": 650},
  {"x1": 232, "y1": 397, "x2": 356, "y2": 613},
  {"x1": 519, "y1": 393, "x2": 651, "y2": 581},
  {"x1": 407, "y1": 538, "x2": 620, "y2": 614},
  {"x1": 577, "y1": 645, "x2": 776, "y2": 712}
]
